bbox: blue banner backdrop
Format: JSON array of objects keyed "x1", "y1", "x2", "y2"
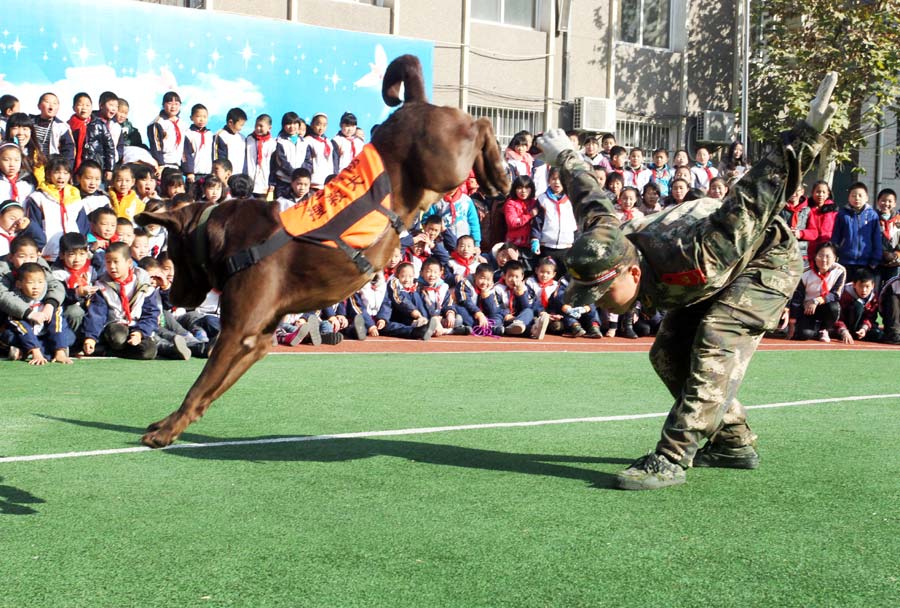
[{"x1": 0, "y1": 0, "x2": 434, "y2": 137}]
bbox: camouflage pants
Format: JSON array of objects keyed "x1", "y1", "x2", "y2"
[{"x1": 650, "y1": 264, "x2": 800, "y2": 466}]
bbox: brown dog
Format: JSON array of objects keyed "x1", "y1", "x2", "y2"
[{"x1": 135, "y1": 55, "x2": 510, "y2": 448}]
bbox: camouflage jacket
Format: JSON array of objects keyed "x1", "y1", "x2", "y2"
[{"x1": 558, "y1": 122, "x2": 826, "y2": 315}]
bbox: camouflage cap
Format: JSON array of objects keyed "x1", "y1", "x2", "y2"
[{"x1": 564, "y1": 224, "x2": 633, "y2": 307}]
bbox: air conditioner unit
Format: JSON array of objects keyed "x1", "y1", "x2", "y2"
[
  {"x1": 572, "y1": 97, "x2": 616, "y2": 133},
  {"x1": 696, "y1": 110, "x2": 736, "y2": 143}
]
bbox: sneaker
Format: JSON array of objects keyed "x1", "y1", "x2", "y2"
[
  {"x1": 172, "y1": 335, "x2": 192, "y2": 360},
  {"x1": 412, "y1": 316, "x2": 441, "y2": 340},
  {"x1": 818, "y1": 329, "x2": 831, "y2": 343},
  {"x1": 452, "y1": 325, "x2": 472, "y2": 335},
  {"x1": 352, "y1": 314, "x2": 367, "y2": 341},
  {"x1": 8, "y1": 345, "x2": 21, "y2": 361},
  {"x1": 413, "y1": 316, "x2": 429, "y2": 328},
  {"x1": 321, "y1": 331, "x2": 344, "y2": 345},
  {"x1": 570, "y1": 322, "x2": 586, "y2": 338},
  {"x1": 586, "y1": 324, "x2": 603, "y2": 339},
  {"x1": 616, "y1": 452, "x2": 686, "y2": 491},
  {"x1": 191, "y1": 327, "x2": 210, "y2": 343},
  {"x1": 506, "y1": 320, "x2": 527, "y2": 335},
  {"x1": 620, "y1": 325, "x2": 638, "y2": 339},
  {"x1": 283, "y1": 323, "x2": 312, "y2": 346},
  {"x1": 530, "y1": 312, "x2": 550, "y2": 340},
  {"x1": 692, "y1": 444, "x2": 760, "y2": 469}
]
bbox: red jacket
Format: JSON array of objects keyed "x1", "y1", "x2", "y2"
[
  {"x1": 503, "y1": 196, "x2": 537, "y2": 247},
  {"x1": 798, "y1": 201, "x2": 837, "y2": 259}
]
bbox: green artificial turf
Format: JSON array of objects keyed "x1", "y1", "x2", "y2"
[{"x1": 1, "y1": 351, "x2": 898, "y2": 607}]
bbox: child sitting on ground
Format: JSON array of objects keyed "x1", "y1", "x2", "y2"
[
  {"x1": 375, "y1": 262, "x2": 440, "y2": 340},
  {"x1": 525, "y1": 256, "x2": 563, "y2": 340},
  {"x1": 115, "y1": 218, "x2": 135, "y2": 246},
  {"x1": 108, "y1": 165, "x2": 143, "y2": 223},
  {"x1": 493, "y1": 259, "x2": 535, "y2": 336},
  {"x1": 50, "y1": 232, "x2": 97, "y2": 335},
  {"x1": 787, "y1": 242, "x2": 846, "y2": 342},
  {"x1": 0, "y1": 199, "x2": 42, "y2": 256},
  {"x1": 833, "y1": 269, "x2": 881, "y2": 344},
  {"x1": 82, "y1": 241, "x2": 159, "y2": 359},
  {"x1": 446, "y1": 234, "x2": 480, "y2": 286},
  {"x1": 25, "y1": 154, "x2": 86, "y2": 261},
  {"x1": 418, "y1": 257, "x2": 454, "y2": 335},
  {"x1": 130, "y1": 227, "x2": 151, "y2": 264},
  {"x1": 138, "y1": 255, "x2": 205, "y2": 359},
  {"x1": 3, "y1": 261, "x2": 74, "y2": 364}
]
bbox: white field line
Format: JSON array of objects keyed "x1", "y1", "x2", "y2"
[{"x1": 2, "y1": 393, "x2": 898, "y2": 465}]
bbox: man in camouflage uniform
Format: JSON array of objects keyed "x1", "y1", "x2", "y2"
[{"x1": 537, "y1": 73, "x2": 837, "y2": 490}]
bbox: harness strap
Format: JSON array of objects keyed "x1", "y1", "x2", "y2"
[{"x1": 225, "y1": 227, "x2": 295, "y2": 276}]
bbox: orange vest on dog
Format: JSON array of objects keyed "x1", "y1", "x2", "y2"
[{"x1": 280, "y1": 144, "x2": 392, "y2": 249}]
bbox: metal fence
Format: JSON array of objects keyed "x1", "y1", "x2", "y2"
[
  {"x1": 467, "y1": 105, "x2": 545, "y2": 148},
  {"x1": 615, "y1": 118, "x2": 675, "y2": 155}
]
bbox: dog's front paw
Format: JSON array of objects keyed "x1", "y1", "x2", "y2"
[{"x1": 141, "y1": 428, "x2": 179, "y2": 449}]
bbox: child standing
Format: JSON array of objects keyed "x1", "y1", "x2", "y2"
[
  {"x1": 830, "y1": 182, "x2": 882, "y2": 280},
  {"x1": 332, "y1": 112, "x2": 364, "y2": 172},
  {"x1": 24, "y1": 155, "x2": 87, "y2": 261},
  {"x1": 3, "y1": 262, "x2": 74, "y2": 364},
  {"x1": 615, "y1": 187, "x2": 644, "y2": 224},
  {"x1": 31, "y1": 93, "x2": 75, "y2": 167},
  {"x1": 505, "y1": 134, "x2": 534, "y2": 180},
  {"x1": 690, "y1": 146, "x2": 719, "y2": 192},
  {"x1": 93, "y1": 92, "x2": 124, "y2": 165},
  {"x1": 718, "y1": 141, "x2": 749, "y2": 183},
  {"x1": 213, "y1": 108, "x2": 247, "y2": 175},
  {"x1": 532, "y1": 167, "x2": 576, "y2": 267},
  {"x1": 503, "y1": 176, "x2": 538, "y2": 253},
  {"x1": 800, "y1": 181, "x2": 838, "y2": 260},
  {"x1": 148, "y1": 91, "x2": 186, "y2": 170},
  {"x1": 0, "y1": 94, "x2": 19, "y2": 138},
  {"x1": 875, "y1": 188, "x2": 899, "y2": 287},
  {"x1": 68, "y1": 93, "x2": 115, "y2": 181},
  {"x1": 244, "y1": 114, "x2": 277, "y2": 198},
  {"x1": 423, "y1": 184, "x2": 481, "y2": 251},
  {"x1": 639, "y1": 183, "x2": 663, "y2": 215},
  {"x1": 82, "y1": 241, "x2": 159, "y2": 359},
  {"x1": 648, "y1": 148, "x2": 672, "y2": 197},
  {"x1": 183, "y1": 104, "x2": 214, "y2": 190},
  {"x1": 780, "y1": 185, "x2": 811, "y2": 266},
  {"x1": 272, "y1": 112, "x2": 310, "y2": 199},
  {"x1": 623, "y1": 148, "x2": 651, "y2": 191},
  {"x1": 303, "y1": 113, "x2": 338, "y2": 189}
]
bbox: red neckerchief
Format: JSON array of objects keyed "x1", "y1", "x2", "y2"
[
  {"x1": 404, "y1": 248, "x2": 427, "y2": 263},
  {"x1": 350, "y1": 137, "x2": 359, "y2": 158},
  {"x1": 506, "y1": 149, "x2": 533, "y2": 176},
  {"x1": 652, "y1": 166, "x2": 669, "y2": 182},
  {"x1": 68, "y1": 114, "x2": 90, "y2": 168},
  {"x1": 91, "y1": 231, "x2": 119, "y2": 247},
  {"x1": 620, "y1": 206, "x2": 634, "y2": 221},
  {"x1": 696, "y1": 162, "x2": 713, "y2": 184},
  {"x1": 443, "y1": 188, "x2": 464, "y2": 223},
  {"x1": 625, "y1": 167, "x2": 642, "y2": 187},
  {"x1": 814, "y1": 268, "x2": 831, "y2": 300},
  {"x1": 537, "y1": 279, "x2": 555, "y2": 308},
  {"x1": 313, "y1": 135, "x2": 331, "y2": 158},
  {"x1": 785, "y1": 198, "x2": 806, "y2": 229},
  {"x1": 499, "y1": 280, "x2": 515, "y2": 314},
  {"x1": 450, "y1": 251, "x2": 475, "y2": 276},
  {"x1": 171, "y1": 117, "x2": 182, "y2": 146},
  {"x1": 0, "y1": 227, "x2": 14, "y2": 245},
  {"x1": 65, "y1": 263, "x2": 91, "y2": 290},
  {"x1": 254, "y1": 133, "x2": 272, "y2": 167},
  {"x1": 191, "y1": 124, "x2": 208, "y2": 148},
  {"x1": 115, "y1": 268, "x2": 135, "y2": 323},
  {"x1": 8, "y1": 173, "x2": 19, "y2": 201},
  {"x1": 882, "y1": 218, "x2": 894, "y2": 240},
  {"x1": 383, "y1": 265, "x2": 396, "y2": 281}
]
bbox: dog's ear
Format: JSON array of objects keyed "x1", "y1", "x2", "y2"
[
  {"x1": 382, "y1": 54, "x2": 426, "y2": 107},
  {"x1": 135, "y1": 205, "x2": 205, "y2": 235}
]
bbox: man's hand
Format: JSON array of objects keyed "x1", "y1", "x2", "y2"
[
  {"x1": 806, "y1": 72, "x2": 838, "y2": 133},
  {"x1": 535, "y1": 129, "x2": 575, "y2": 167}
]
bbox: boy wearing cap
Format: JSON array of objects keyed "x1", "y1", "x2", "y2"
[
  {"x1": 332, "y1": 112, "x2": 365, "y2": 172},
  {"x1": 537, "y1": 73, "x2": 839, "y2": 490}
]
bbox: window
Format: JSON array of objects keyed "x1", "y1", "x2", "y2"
[
  {"x1": 619, "y1": 0, "x2": 671, "y2": 49},
  {"x1": 468, "y1": 105, "x2": 544, "y2": 148},
  {"x1": 472, "y1": 0, "x2": 537, "y2": 29},
  {"x1": 616, "y1": 119, "x2": 673, "y2": 157}
]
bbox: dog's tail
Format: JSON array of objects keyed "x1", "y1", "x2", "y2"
[{"x1": 382, "y1": 55, "x2": 427, "y2": 107}]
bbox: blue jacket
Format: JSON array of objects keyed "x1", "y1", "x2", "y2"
[
  {"x1": 376, "y1": 280, "x2": 429, "y2": 325},
  {"x1": 831, "y1": 205, "x2": 883, "y2": 267}
]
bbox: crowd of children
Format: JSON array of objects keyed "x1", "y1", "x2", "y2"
[{"x1": 1, "y1": 87, "x2": 898, "y2": 364}]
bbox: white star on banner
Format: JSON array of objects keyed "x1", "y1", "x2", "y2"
[
  {"x1": 240, "y1": 42, "x2": 254, "y2": 67},
  {"x1": 10, "y1": 36, "x2": 25, "y2": 59}
]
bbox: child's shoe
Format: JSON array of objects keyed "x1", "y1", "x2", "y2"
[
  {"x1": 506, "y1": 320, "x2": 527, "y2": 335},
  {"x1": 172, "y1": 335, "x2": 191, "y2": 360},
  {"x1": 7, "y1": 345, "x2": 21, "y2": 361},
  {"x1": 321, "y1": 331, "x2": 343, "y2": 345},
  {"x1": 412, "y1": 316, "x2": 441, "y2": 340},
  {"x1": 530, "y1": 312, "x2": 550, "y2": 340},
  {"x1": 570, "y1": 322, "x2": 586, "y2": 338},
  {"x1": 818, "y1": 329, "x2": 831, "y2": 343},
  {"x1": 352, "y1": 315, "x2": 367, "y2": 341},
  {"x1": 586, "y1": 323, "x2": 603, "y2": 338},
  {"x1": 452, "y1": 325, "x2": 472, "y2": 335}
]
